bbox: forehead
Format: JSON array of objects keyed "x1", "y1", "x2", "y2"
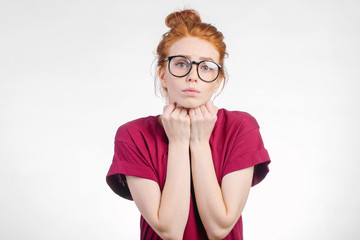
[{"x1": 168, "y1": 37, "x2": 220, "y2": 62}]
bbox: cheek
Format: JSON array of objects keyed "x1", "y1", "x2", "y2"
[
  {"x1": 164, "y1": 77, "x2": 180, "y2": 93},
  {"x1": 204, "y1": 84, "x2": 217, "y2": 96}
]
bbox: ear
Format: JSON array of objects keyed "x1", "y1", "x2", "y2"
[
  {"x1": 158, "y1": 67, "x2": 167, "y2": 89},
  {"x1": 213, "y1": 77, "x2": 223, "y2": 93}
]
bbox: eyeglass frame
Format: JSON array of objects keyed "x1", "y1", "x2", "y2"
[{"x1": 161, "y1": 55, "x2": 222, "y2": 82}]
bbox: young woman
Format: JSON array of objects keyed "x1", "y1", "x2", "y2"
[{"x1": 106, "y1": 9, "x2": 271, "y2": 240}]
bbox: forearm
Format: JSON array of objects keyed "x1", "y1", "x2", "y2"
[
  {"x1": 157, "y1": 140, "x2": 191, "y2": 239},
  {"x1": 190, "y1": 141, "x2": 236, "y2": 239}
]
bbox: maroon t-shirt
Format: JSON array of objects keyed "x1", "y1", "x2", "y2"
[{"x1": 106, "y1": 109, "x2": 271, "y2": 240}]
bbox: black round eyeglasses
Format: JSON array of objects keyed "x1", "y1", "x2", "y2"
[{"x1": 162, "y1": 55, "x2": 222, "y2": 82}]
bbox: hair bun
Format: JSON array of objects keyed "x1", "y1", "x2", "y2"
[{"x1": 165, "y1": 9, "x2": 201, "y2": 28}]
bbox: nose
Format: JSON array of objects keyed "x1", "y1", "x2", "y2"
[{"x1": 186, "y1": 64, "x2": 198, "y2": 82}]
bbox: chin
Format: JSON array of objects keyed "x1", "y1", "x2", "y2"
[{"x1": 177, "y1": 100, "x2": 204, "y2": 109}]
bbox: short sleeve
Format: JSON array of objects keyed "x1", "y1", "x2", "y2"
[
  {"x1": 223, "y1": 118, "x2": 271, "y2": 187},
  {"x1": 106, "y1": 127, "x2": 159, "y2": 200}
]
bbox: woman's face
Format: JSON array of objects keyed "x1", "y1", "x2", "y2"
[{"x1": 159, "y1": 37, "x2": 222, "y2": 109}]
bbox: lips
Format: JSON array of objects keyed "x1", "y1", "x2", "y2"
[{"x1": 182, "y1": 88, "x2": 200, "y2": 93}]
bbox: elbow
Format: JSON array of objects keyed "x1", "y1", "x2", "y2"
[
  {"x1": 156, "y1": 226, "x2": 184, "y2": 240},
  {"x1": 162, "y1": 236, "x2": 183, "y2": 240},
  {"x1": 152, "y1": 215, "x2": 187, "y2": 240},
  {"x1": 159, "y1": 231, "x2": 183, "y2": 240},
  {"x1": 205, "y1": 222, "x2": 233, "y2": 240},
  {"x1": 206, "y1": 212, "x2": 243, "y2": 239},
  {"x1": 207, "y1": 229, "x2": 231, "y2": 240}
]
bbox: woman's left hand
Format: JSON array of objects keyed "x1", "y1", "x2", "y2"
[{"x1": 189, "y1": 100, "x2": 218, "y2": 144}]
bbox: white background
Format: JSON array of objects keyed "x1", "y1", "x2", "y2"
[{"x1": 1, "y1": 0, "x2": 359, "y2": 239}]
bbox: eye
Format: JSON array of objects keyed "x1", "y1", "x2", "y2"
[
  {"x1": 201, "y1": 62, "x2": 215, "y2": 71},
  {"x1": 201, "y1": 65, "x2": 210, "y2": 71},
  {"x1": 176, "y1": 62, "x2": 188, "y2": 68}
]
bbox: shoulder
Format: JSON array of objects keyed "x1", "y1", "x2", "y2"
[
  {"x1": 114, "y1": 115, "x2": 160, "y2": 144},
  {"x1": 217, "y1": 108, "x2": 260, "y2": 135},
  {"x1": 219, "y1": 108, "x2": 259, "y2": 126}
]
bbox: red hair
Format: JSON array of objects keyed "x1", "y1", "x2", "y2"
[{"x1": 155, "y1": 9, "x2": 228, "y2": 97}]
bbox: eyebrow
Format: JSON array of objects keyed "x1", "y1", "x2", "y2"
[{"x1": 182, "y1": 54, "x2": 215, "y2": 62}]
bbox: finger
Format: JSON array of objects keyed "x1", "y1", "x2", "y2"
[
  {"x1": 195, "y1": 106, "x2": 202, "y2": 116},
  {"x1": 200, "y1": 104, "x2": 208, "y2": 116},
  {"x1": 189, "y1": 108, "x2": 195, "y2": 119},
  {"x1": 206, "y1": 101, "x2": 218, "y2": 115},
  {"x1": 171, "y1": 107, "x2": 182, "y2": 118},
  {"x1": 163, "y1": 102, "x2": 176, "y2": 114},
  {"x1": 162, "y1": 103, "x2": 176, "y2": 123},
  {"x1": 179, "y1": 108, "x2": 188, "y2": 118}
]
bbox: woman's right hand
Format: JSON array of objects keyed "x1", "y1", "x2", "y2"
[
  {"x1": 161, "y1": 102, "x2": 190, "y2": 143},
  {"x1": 127, "y1": 102, "x2": 191, "y2": 239}
]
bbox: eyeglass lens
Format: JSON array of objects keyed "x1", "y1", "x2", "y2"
[{"x1": 169, "y1": 56, "x2": 219, "y2": 82}]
